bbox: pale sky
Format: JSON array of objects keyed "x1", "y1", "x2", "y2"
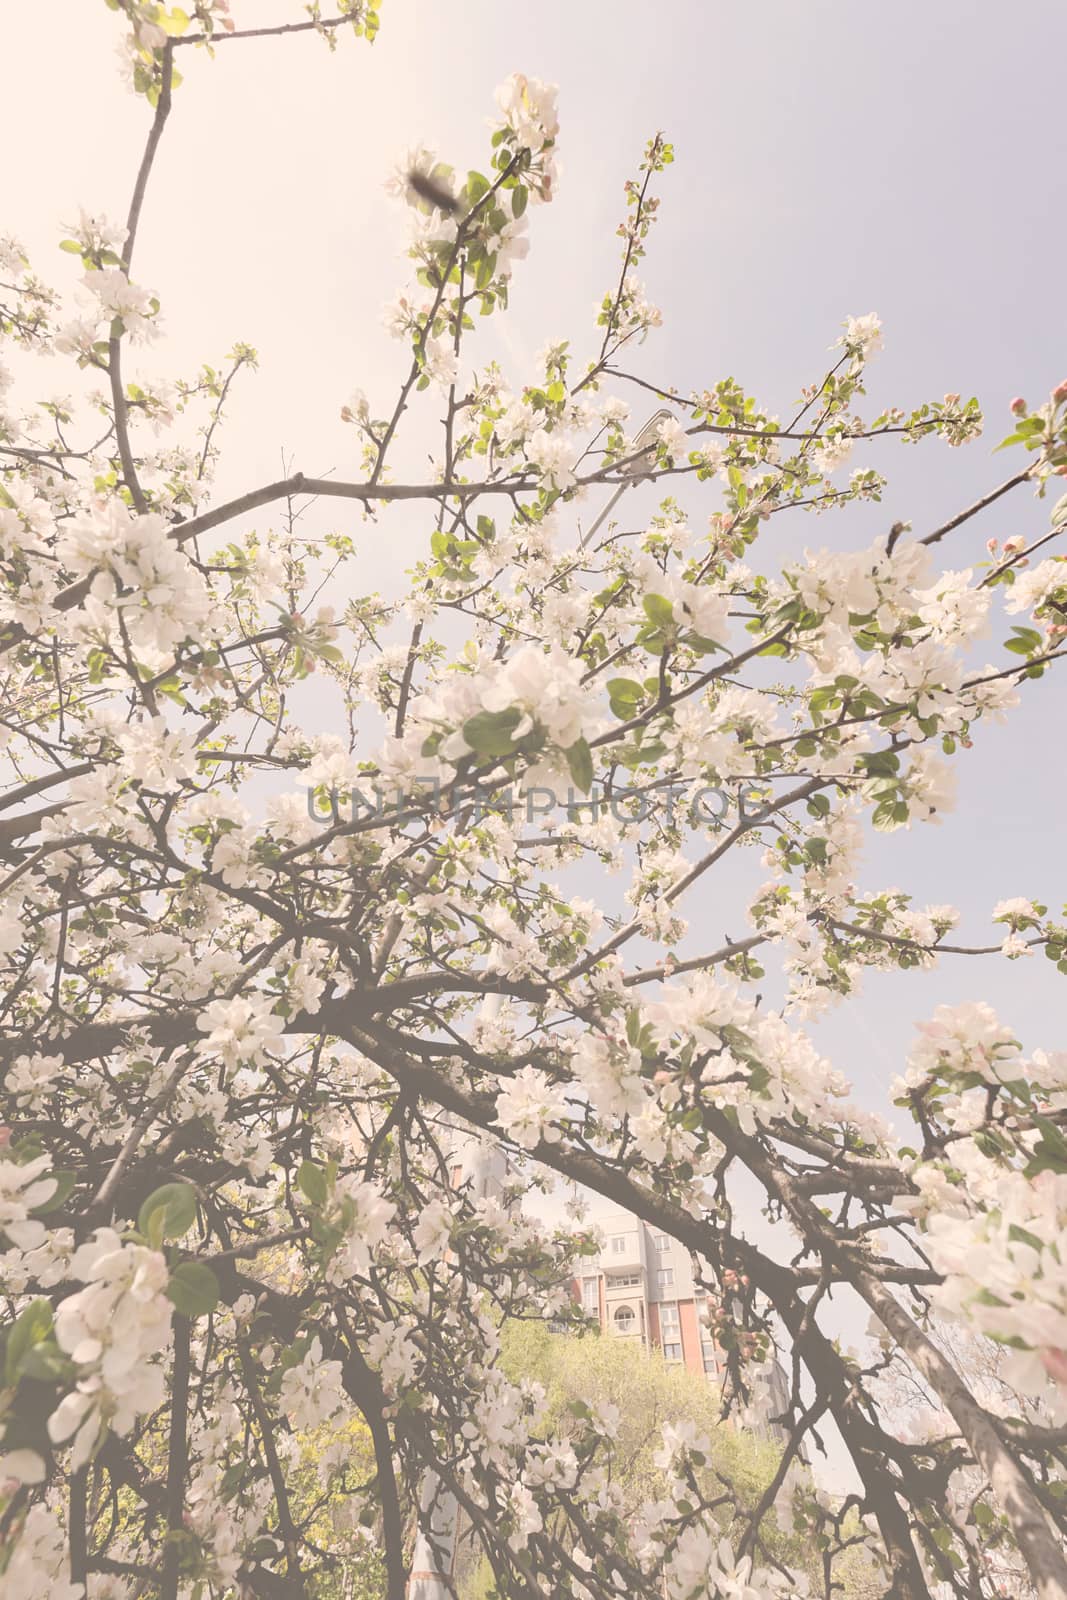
[{"x1": 7, "y1": 0, "x2": 1067, "y2": 1490}]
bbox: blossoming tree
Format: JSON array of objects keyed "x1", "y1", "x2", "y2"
[{"x1": 3, "y1": 5, "x2": 1067, "y2": 1599}]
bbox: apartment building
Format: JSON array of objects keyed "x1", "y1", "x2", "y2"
[
  {"x1": 573, "y1": 1201, "x2": 723, "y2": 1379},
  {"x1": 442, "y1": 1137, "x2": 787, "y2": 1438},
  {"x1": 572, "y1": 1200, "x2": 791, "y2": 1446}
]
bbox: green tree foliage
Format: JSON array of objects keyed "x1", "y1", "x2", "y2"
[{"x1": 459, "y1": 1323, "x2": 862, "y2": 1597}]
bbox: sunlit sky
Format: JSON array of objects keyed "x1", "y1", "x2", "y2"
[{"x1": 6, "y1": 0, "x2": 1067, "y2": 1476}]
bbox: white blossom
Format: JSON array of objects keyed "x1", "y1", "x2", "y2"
[
  {"x1": 49, "y1": 1230, "x2": 172, "y2": 1470},
  {"x1": 279, "y1": 1339, "x2": 346, "y2": 1430}
]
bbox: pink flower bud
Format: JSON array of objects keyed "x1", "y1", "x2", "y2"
[
  {"x1": 986, "y1": 538, "x2": 998, "y2": 554},
  {"x1": 1010, "y1": 397, "x2": 1027, "y2": 417},
  {"x1": 1053, "y1": 380, "x2": 1067, "y2": 405},
  {"x1": 1041, "y1": 1347, "x2": 1067, "y2": 1386}
]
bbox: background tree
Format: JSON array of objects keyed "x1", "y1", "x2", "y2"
[
  {"x1": 2, "y1": 5, "x2": 1067, "y2": 1599},
  {"x1": 480, "y1": 1321, "x2": 881, "y2": 1599}
]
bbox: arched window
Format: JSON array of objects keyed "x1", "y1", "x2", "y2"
[{"x1": 613, "y1": 1304, "x2": 635, "y2": 1333}]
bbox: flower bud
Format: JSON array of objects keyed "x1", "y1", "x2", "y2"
[
  {"x1": 1040, "y1": 1347, "x2": 1067, "y2": 1385},
  {"x1": 1010, "y1": 397, "x2": 1027, "y2": 417}
]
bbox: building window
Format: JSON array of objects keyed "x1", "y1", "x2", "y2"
[
  {"x1": 659, "y1": 1303, "x2": 681, "y2": 1361},
  {"x1": 610, "y1": 1236, "x2": 627, "y2": 1254},
  {"x1": 657, "y1": 1267, "x2": 674, "y2": 1290},
  {"x1": 607, "y1": 1272, "x2": 641, "y2": 1288},
  {"x1": 582, "y1": 1277, "x2": 599, "y2": 1313},
  {"x1": 613, "y1": 1305, "x2": 636, "y2": 1333},
  {"x1": 654, "y1": 1233, "x2": 670, "y2": 1253}
]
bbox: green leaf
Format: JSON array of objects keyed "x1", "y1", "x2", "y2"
[
  {"x1": 1007, "y1": 1224, "x2": 1044, "y2": 1254},
  {"x1": 642, "y1": 594, "x2": 675, "y2": 629},
  {"x1": 167, "y1": 1263, "x2": 219, "y2": 1319},
  {"x1": 1024, "y1": 1115, "x2": 1067, "y2": 1177},
  {"x1": 87, "y1": 647, "x2": 109, "y2": 684},
  {"x1": 565, "y1": 737, "x2": 594, "y2": 795},
  {"x1": 462, "y1": 707, "x2": 523, "y2": 758},
  {"x1": 59, "y1": 239, "x2": 83, "y2": 254},
  {"x1": 466, "y1": 169, "x2": 490, "y2": 205},
  {"x1": 158, "y1": 8, "x2": 192, "y2": 37},
  {"x1": 607, "y1": 677, "x2": 644, "y2": 718},
  {"x1": 862, "y1": 750, "x2": 901, "y2": 777},
  {"x1": 219, "y1": 1461, "x2": 248, "y2": 1499},
  {"x1": 606, "y1": 676, "x2": 643, "y2": 703},
  {"x1": 5, "y1": 1299, "x2": 53, "y2": 1384},
  {"x1": 138, "y1": 1182, "x2": 198, "y2": 1246},
  {"x1": 872, "y1": 798, "x2": 908, "y2": 831},
  {"x1": 297, "y1": 1159, "x2": 329, "y2": 1208},
  {"x1": 30, "y1": 1169, "x2": 75, "y2": 1215},
  {"x1": 748, "y1": 1064, "x2": 772, "y2": 1096},
  {"x1": 17, "y1": 1342, "x2": 74, "y2": 1383},
  {"x1": 1004, "y1": 626, "x2": 1043, "y2": 656}
]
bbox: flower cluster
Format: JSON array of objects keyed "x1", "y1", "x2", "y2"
[
  {"x1": 57, "y1": 501, "x2": 213, "y2": 659},
  {"x1": 495, "y1": 1067, "x2": 570, "y2": 1150},
  {"x1": 278, "y1": 1338, "x2": 347, "y2": 1430},
  {"x1": 196, "y1": 993, "x2": 287, "y2": 1072},
  {"x1": 0, "y1": 1154, "x2": 58, "y2": 1251},
  {"x1": 48, "y1": 1230, "x2": 173, "y2": 1471}
]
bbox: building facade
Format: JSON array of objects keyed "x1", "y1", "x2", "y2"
[
  {"x1": 573, "y1": 1200, "x2": 790, "y2": 1446},
  {"x1": 574, "y1": 1201, "x2": 722, "y2": 1381}
]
